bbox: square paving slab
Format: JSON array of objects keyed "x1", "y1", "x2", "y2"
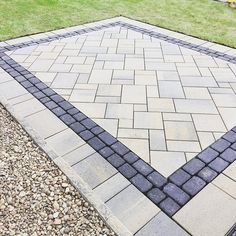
[{"x1": 1, "y1": 16, "x2": 236, "y2": 236}]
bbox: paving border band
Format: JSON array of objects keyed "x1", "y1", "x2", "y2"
[
  {"x1": 226, "y1": 223, "x2": 236, "y2": 236},
  {"x1": 0, "y1": 20, "x2": 236, "y2": 217}
]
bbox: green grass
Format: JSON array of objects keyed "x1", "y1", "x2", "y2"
[{"x1": 0, "y1": 0, "x2": 236, "y2": 47}]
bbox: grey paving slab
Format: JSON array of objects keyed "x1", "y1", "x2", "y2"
[
  {"x1": 45, "y1": 128, "x2": 85, "y2": 156},
  {"x1": 180, "y1": 76, "x2": 218, "y2": 87},
  {"x1": 192, "y1": 114, "x2": 227, "y2": 132},
  {"x1": 158, "y1": 81, "x2": 185, "y2": 98},
  {"x1": 7, "y1": 93, "x2": 34, "y2": 106},
  {"x1": 122, "y1": 85, "x2": 146, "y2": 104},
  {"x1": 151, "y1": 151, "x2": 186, "y2": 177},
  {"x1": 223, "y1": 161, "x2": 236, "y2": 181},
  {"x1": 148, "y1": 98, "x2": 175, "y2": 112},
  {"x1": 134, "y1": 112, "x2": 163, "y2": 129},
  {"x1": 25, "y1": 109, "x2": 67, "y2": 138},
  {"x1": 164, "y1": 121, "x2": 198, "y2": 141},
  {"x1": 213, "y1": 174, "x2": 236, "y2": 199},
  {"x1": 51, "y1": 73, "x2": 78, "y2": 89},
  {"x1": 0, "y1": 80, "x2": 28, "y2": 99},
  {"x1": 12, "y1": 98, "x2": 46, "y2": 117},
  {"x1": 219, "y1": 108, "x2": 236, "y2": 130},
  {"x1": 62, "y1": 143, "x2": 96, "y2": 166},
  {"x1": 0, "y1": 70, "x2": 14, "y2": 84},
  {"x1": 106, "y1": 185, "x2": 160, "y2": 234},
  {"x1": 174, "y1": 99, "x2": 218, "y2": 114},
  {"x1": 93, "y1": 173, "x2": 130, "y2": 202},
  {"x1": 135, "y1": 212, "x2": 189, "y2": 236},
  {"x1": 73, "y1": 152, "x2": 117, "y2": 189},
  {"x1": 174, "y1": 184, "x2": 236, "y2": 236}
]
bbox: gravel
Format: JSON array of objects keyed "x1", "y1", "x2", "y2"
[{"x1": 0, "y1": 104, "x2": 115, "y2": 236}]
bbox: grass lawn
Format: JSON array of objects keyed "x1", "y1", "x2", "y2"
[{"x1": 0, "y1": 0, "x2": 236, "y2": 48}]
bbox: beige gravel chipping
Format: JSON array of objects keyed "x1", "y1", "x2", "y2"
[{"x1": 0, "y1": 104, "x2": 115, "y2": 236}]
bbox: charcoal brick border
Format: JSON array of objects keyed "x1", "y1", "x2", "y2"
[
  {"x1": 0, "y1": 21, "x2": 236, "y2": 218},
  {"x1": 226, "y1": 223, "x2": 236, "y2": 236},
  {"x1": 1, "y1": 21, "x2": 236, "y2": 63}
]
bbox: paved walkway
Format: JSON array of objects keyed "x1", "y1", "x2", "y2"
[{"x1": 0, "y1": 17, "x2": 236, "y2": 235}]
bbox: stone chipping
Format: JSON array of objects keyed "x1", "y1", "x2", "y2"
[{"x1": 0, "y1": 104, "x2": 115, "y2": 236}]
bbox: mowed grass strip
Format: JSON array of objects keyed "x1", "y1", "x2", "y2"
[{"x1": 0, "y1": 0, "x2": 236, "y2": 48}]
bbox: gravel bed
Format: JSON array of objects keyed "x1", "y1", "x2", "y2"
[{"x1": 0, "y1": 104, "x2": 115, "y2": 236}]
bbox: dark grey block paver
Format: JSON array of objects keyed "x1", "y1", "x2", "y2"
[
  {"x1": 169, "y1": 169, "x2": 191, "y2": 187},
  {"x1": 58, "y1": 100, "x2": 73, "y2": 110},
  {"x1": 197, "y1": 147, "x2": 219, "y2": 163},
  {"x1": 60, "y1": 114, "x2": 76, "y2": 125},
  {"x1": 182, "y1": 158, "x2": 205, "y2": 175},
  {"x1": 34, "y1": 91, "x2": 46, "y2": 99},
  {"x1": 98, "y1": 132, "x2": 117, "y2": 146},
  {"x1": 70, "y1": 122, "x2": 86, "y2": 134},
  {"x1": 131, "y1": 174, "x2": 153, "y2": 193},
  {"x1": 81, "y1": 118, "x2": 97, "y2": 129},
  {"x1": 226, "y1": 223, "x2": 236, "y2": 236},
  {"x1": 52, "y1": 107, "x2": 66, "y2": 117},
  {"x1": 50, "y1": 94, "x2": 64, "y2": 103},
  {"x1": 159, "y1": 197, "x2": 180, "y2": 216},
  {"x1": 24, "y1": 73, "x2": 34, "y2": 79},
  {"x1": 220, "y1": 148, "x2": 236, "y2": 163},
  {"x1": 28, "y1": 77, "x2": 41, "y2": 84},
  {"x1": 45, "y1": 101, "x2": 58, "y2": 110},
  {"x1": 88, "y1": 137, "x2": 106, "y2": 151},
  {"x1": 182, "y1": 176, "x2": 206, "y2": 196},
  {"x1": 107, "y1": 153, "x2": 125, "y2": 168},
  {"x1": 232, "y1": 127, "x2": 236, "y2": 133},
  {"x1": 79, "y1": 130, "x2": 94, "y2": 141},
  {"x1": 118, "y1": 163, "x2": 137, "y2": 178},
  {"x1": 198, "y1": 167, "x2": 218, "y2": 183},
  {"x1": 133, "y1": 159, "x2": 153, "y2": 176},
  {"x1": 91, "y1": 126, "x2": 104, "y2": 135},
  {"x1": 40, "y1": 97, "x2": 51, "y2": 103},
  {"x1": 35, "y1": 82, "x2": 47, "y2": 90},
  {"x1": 163, "y1": 183, "x2": 190, "y2": 205},
  {"x1": 73, "y1": 112, "x2": 87, "y2": 122},
  {"x1": 231, "y1": 142, "x2": 236, "y2": 151},
  {"x1": 147, "y1": 171, "x2": 167, "y2": 188},
  {"x1": 211, "y1": 138, "x2": 231, "y2": 153},
  {"x1": 223, "y1": 130, "x2": 236, "y2": 143},
  {"x1": 15, "y1": 75, "x2": 25, "y2": 82},
  {"x1": 21, "y1": 80, "x2": 33, "y2": 88},
  {"x1": 123, "y1": 152, "x2": 139, "y2": 164},
  {"x1": 67, "y1": 107, "x2": 79, "y2": 116},
  {"x1": 208, "y1": 157, "x2": 229, "y2": 172},
  {"x1": 147, "y1": 188, "x2": 166, "y2": 204},
  {"x1": 42, "y1": 87, "x2": 56, "y2": 96},
  {"x1": 28, "y1": 87, "x2": 40, "y2": 94},
  {"x1": 99, "y1": 147, "x2": 114, "y2": 158},
  {"x1": 111, "y1": 142, "x2": 129, "y2": 156}
]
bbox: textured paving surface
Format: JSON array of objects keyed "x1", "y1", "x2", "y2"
[
  {"x1": 1, "y1": 17, "x2": 236, "y2": 236},
  {"x1": 6, "y1": 25, "x2": 236, "y2": 177}
]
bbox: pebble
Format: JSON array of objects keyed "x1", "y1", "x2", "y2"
[
  {"x1": 53, "y1": 219, "x2": 61, "y2": 225},
  {"x1": 0, "y1": 104, "x2": 115, "y2": 236},
  {"x1": 53, "y1": 212, "x2": 59, "y2": 218},
  {"x1": 62, "y1": 183, "x2": 68, "y2": 188}
]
